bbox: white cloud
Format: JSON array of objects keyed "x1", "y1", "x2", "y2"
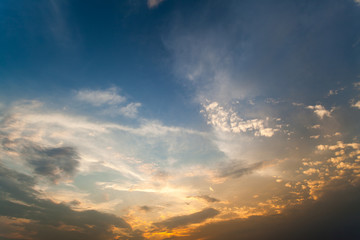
[
  {"x1": 75, "y1": 87, "x2": 144, "y2": 118},
  {"x1": 306, "y1": 105, "x2": 332, "y2": 119},
  {"x1": 102, "y1": 102, "x2": 142, "y2": 118},
  {"x1": 201, "y1": 101, "x2": 277, "y2": 137},
  {"x1": 147, "y1": 0, "x2": 165, "y2": 8},
  {"x1": 327, "y1": 87, "x2": 344, "y2": 96},
  {"x1": 351, "y1": 101, "x2": 360, "y2": 109},
  {"x1": 119, "y1": 102, "x2": 141, "y2": 118},
  {"x1": 76, "y1": 87, "x2": 126, "y2": 106},
  {"x1": 354, "y1": 0, "x2": 360, "y2": 6}
]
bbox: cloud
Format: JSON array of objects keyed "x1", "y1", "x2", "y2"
[
  {"x1": 153, "y1": 208, "x2": 219, "y2": 229},
  {"x1": 0, "y1": 164, "x2": 143, "y2": 240},
  {"x1": 76, "y1": 87, "x2": 126, "y2": 106},
  {"x1": 169, "y1": 182, "x2": 360, "y2": 240},
  {"x1": 218, "y1": 161, "x2": 268, "y2": 179},
  {"x1": 192, "y1": 195, "x2": 219, "y2": 203},
  {"x1": 327, "y1": 87, "x2": 344, "y2": 96},
  {"x1": 306, "y1": 105, "x2": 332, "y2": 119},
  {"x1": 22, "y1": 145, "x2": 79, "y2": 183},
  {"x1": 103, "y1": 102, "x2": 142, "y2": 118},
  {"x1": 147, "y1": 0, "x2": 166, "y2": 9},
  {"x1": 75, "y1": 87, "x2": 143, "y2": 118},
  {"x1": 201, "y1": 101, "x2": 277, "y2": 137},
  {"x1": 351, "y1": 100, "x2": 360, "y2": 109},
  {"x1": 139, "y1": 205, "x2": 153, "y2": 212}
]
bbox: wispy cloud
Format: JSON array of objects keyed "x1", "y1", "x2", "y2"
[
  {"x1": 147, "y1": 0, "x2": 166, "y2": 9},
  {"x1": 75, "y1": 87, "x2": 143, "y2": 118},
  {"x1": 218, "y1": 160, "x2": 273, "y2": 179},
  {"x1": 103, "y1": 102, "x2": 142, "y2": 118},
  {"x1": 153, "y1": 208, "x2": 219, "y2": 229},
  {"x1": 191, "y1": 195, "x2": 220, "y2": 203},
  {"x1": 76, "y1": 87, "x2": 126, "y2": 106}
]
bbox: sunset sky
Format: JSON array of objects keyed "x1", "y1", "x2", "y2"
[{"x1": 1, "y1": 0, "x2": 360, "y2": 239}]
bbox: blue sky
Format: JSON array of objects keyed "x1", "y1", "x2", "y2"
[{"x1": 1, "y1": 1, "x2": 360, "y2": 239}]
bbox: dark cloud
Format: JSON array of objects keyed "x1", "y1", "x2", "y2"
[
  {"x1": 23, "y1": 145, "x2": 79, "y2": 182},
  {"x1": 154, "y1": 208, "x2": 219, "y2": 230},
  {"x1": 191, "y1": 195, "x2": 219, "y2": 203},
  {"x1": 0, "y1": 164, "x2": 144, "y2": 240},
  {"x1": 68, "y1": 199, "x2": 81, "y2": 206},
  {"x1": 170, "y1": 181, "x2": 360, "y2": 240},
  {"x1": 139, "y1": 205, "x2": 153, "y2": 212},
  {"x1": 218, "y1": 161, "x2": 266, "y2": 179}
]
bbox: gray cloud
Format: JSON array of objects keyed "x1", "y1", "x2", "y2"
[
  {"x1": 191, "y1": 195, "x2": 219, "y2": 203},
  {"x1": 139, "y1": 205, "x2": 153, "y2": 212},
  {"x1": 153, "y1": 208, "x2": 219, "y2": 230},
  {"x1": 218, "y1": 161, "x2": 266, "y2": 179},
  {"x1": 0, "y1": 164, "x2": 144, "y2": 240},
  {"x1": 169, "y1": 180, "x2": 360, "y2": 240},
  {"x1": 23, "y1": 145, "x2": 79, "y2": 183}
]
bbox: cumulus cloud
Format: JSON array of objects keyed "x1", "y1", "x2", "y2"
[
  {"x1": 306, "y1": 105, "x2": 332, "y2": 119},
  {"x1": 76, "y1": 87, "x2": 126, "y2": 106},
  {"x1": 153, "y1": 208, "x2": 219, "y2": 229},
  {"x1": 201, "y1": 101, "x2": 277, "y2": 137}
]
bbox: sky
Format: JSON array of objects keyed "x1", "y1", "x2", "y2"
[{"x1": 1, "y1": 0, "x2": 360, "y2": 239}]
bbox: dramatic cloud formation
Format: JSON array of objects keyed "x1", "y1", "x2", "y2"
[{"x1": 0, "y1": 0, "x2": 359, "y2": 239}]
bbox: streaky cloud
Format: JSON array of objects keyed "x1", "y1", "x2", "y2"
[
  {"x1": 153, "y1": 208, "x2": 219, "y2": 230},
  {"x1": 192, "y1": 195, "x2": 220, "y2": 203},
  {"x1": 75, "y1": 87, "x2": 126, "y2": 106},
  {"x1": 218, "y1": 160, "x2": 269, "y2": 179}
]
